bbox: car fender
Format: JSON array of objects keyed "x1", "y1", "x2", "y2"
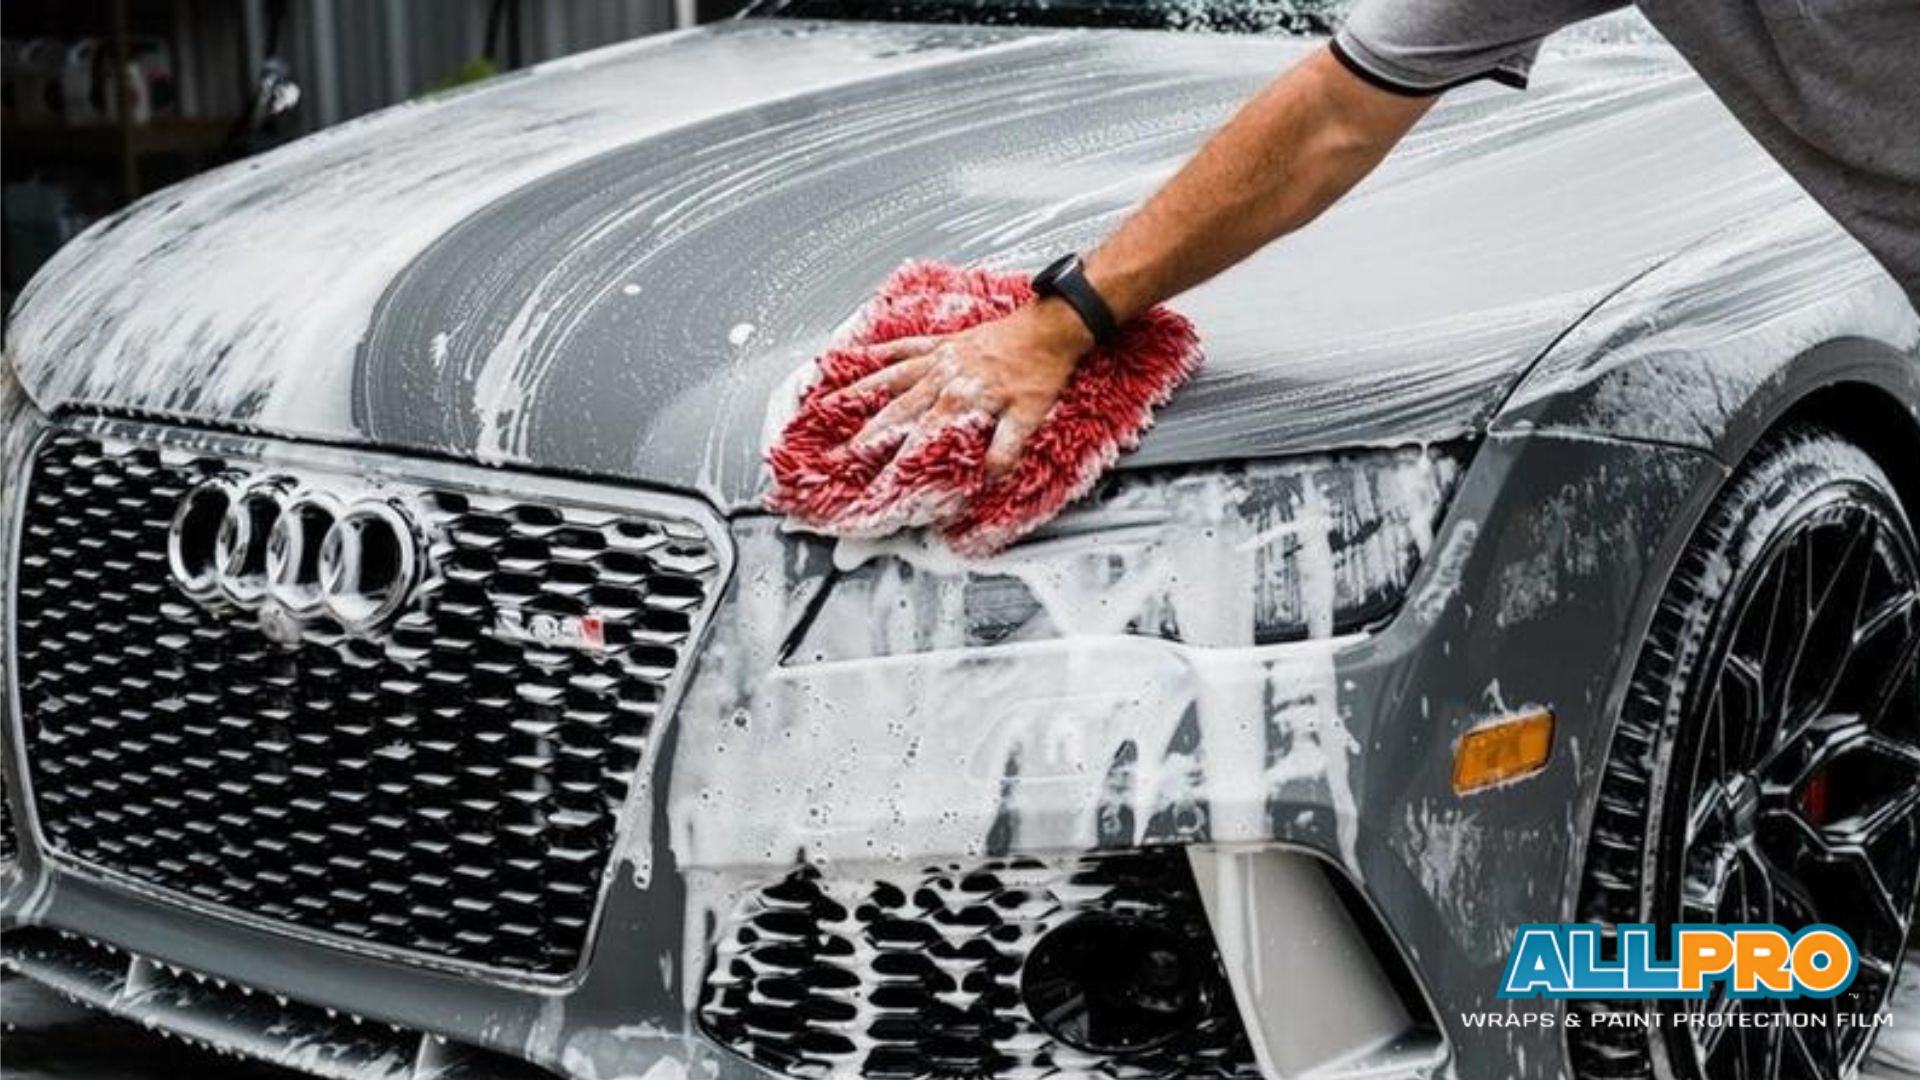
[
  {"x1": 1456, "y1": 195, "x2": 1920, "y2": 1065},
  {"x1": 1490, "y1": 196, "x2": 1920, "y2": 466}
]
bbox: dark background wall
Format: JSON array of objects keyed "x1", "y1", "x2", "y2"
[{"x1": 3, "y1": 0, "x2": 741, "y2": 314}]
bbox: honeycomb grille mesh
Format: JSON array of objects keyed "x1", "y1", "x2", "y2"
[
  {"x1": 2, "y1": 927, "x2": 563, "y2": 1079},
  {"x1": 698, "y1": 853, "x2": 1262, "y2": 1079},
  {"x1": 11, "y1": 429, "x2": 723, "y2": 976},
  {"x1": 1, "y1": 779, "x2": 16, "y2": 865}
]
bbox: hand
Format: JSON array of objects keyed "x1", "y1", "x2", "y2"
[{"x1": 832, "y1": 298, "x2": 1095, "y2": 477}]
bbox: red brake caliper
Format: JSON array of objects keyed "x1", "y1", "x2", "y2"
[{"x1": 1800, "y1": 769, "x2": 1833, "y2": 825}]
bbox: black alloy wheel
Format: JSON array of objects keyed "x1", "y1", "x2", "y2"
[{"x1": 1573, "y1": 429, "x2": 1920, "y2": 1080}]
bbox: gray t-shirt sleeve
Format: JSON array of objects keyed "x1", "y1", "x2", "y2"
[{"x1": 1333, "y1": 0, "x2": 1629, "y2": 94}]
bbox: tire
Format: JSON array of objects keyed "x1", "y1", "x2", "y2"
[{"x1": 1569, "y1": 429, "x2": 1920, "y2": 1080}]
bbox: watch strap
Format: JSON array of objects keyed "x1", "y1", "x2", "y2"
[{"x1": 1034, "y1": 254, "x2": 1121, "y2": 347}]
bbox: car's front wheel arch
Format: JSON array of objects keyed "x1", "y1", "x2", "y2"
[{"x1": 1745, "y1": 376, "x2": 1920, "y2": 549}]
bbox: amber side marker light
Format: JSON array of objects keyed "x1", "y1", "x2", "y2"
[{"x1": 1453, "y1": 709, "x2": 1555, "y2": 794}]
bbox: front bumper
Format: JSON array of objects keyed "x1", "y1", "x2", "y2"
[{"x1": 2, "y1": 419, "x2": 1726, "y2": 1079}]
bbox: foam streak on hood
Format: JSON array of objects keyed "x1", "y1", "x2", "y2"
[{"x1": 8, "y1": 20, "x2": 1799, "y2": 508}]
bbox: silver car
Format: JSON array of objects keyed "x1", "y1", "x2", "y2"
[{"x1": 3, "y1": 1, "x2": 1917, "y2": 1078}]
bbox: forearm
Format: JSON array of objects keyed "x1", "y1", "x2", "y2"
[
  {"x1": 1082, "y1": 47, "x2": 1433, "y2": 323},
  {"x1": 847, "y1": 48, "x2": 1435, "y2": 474}
]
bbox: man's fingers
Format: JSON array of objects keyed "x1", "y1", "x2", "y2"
[
  {"x1": 830, "y1": 354, "x2": 936, "y2": 405},
  {"x1": 924, "y1": 366, "x2": 1005, "y2": 422},
  {"x1": 853, "y1": 379, "x2": 938, "y2": 447},
  {"x1": 984, "y1": 413, "x2": 1036, "y2": 477},
  {"x1": 819, "y1": 339, "x2": 945, "y2": 409},
  {"x1": 885, "y1": 381, "x2": 1000, "y2": 461},
  {"x1": 859, "y1": 336, "x2": 943, "y2": 363}
]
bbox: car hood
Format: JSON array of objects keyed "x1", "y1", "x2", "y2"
[{"x1": 7, "y1": 18, "x2": 1799, "y2": 510}]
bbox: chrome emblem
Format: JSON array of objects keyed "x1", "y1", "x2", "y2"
[
  {"x1": 170, "y1": 475, "x2": 422, "y2": 637},
  {"x1": 265, "y1": 491, "x2": 341, "y2": 617},
  {"x1": 167, "y1": 476, "x2": 242, "y2": 600},
  {"x1": 213, "y1": 480, "x2": 289, "y2": 605},
  {"x1": 317, "y1": 502, "x2": 420, "y2": 633}
]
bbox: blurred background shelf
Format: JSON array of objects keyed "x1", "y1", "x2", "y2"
[
  {"x1": 3, "y1": 115, "x2": 237, "y2": 161},
  {"x1": 2, "y1": 0, "x2": 721, "y2": 320}
]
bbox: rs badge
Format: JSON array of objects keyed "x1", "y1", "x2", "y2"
[{"x1": 493, "y1": 609, "x2": 609, "y2": 652}]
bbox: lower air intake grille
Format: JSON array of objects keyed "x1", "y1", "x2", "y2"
[
  {"x1": 11, "y1": 423, "x2": 725, "y2": 977},
  {"x1": 1, "y1": 928, "x2": 561, "y2": 1079},
  {"x1": 698, "y1": 852, "x2": 1262, "y2": 1079}
]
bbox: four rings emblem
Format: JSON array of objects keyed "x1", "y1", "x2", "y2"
[{"x1": 168, "y1": 475, "x2": 421, "y2": 635}]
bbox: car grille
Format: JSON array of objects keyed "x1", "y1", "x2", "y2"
[
  {"x1": 698, "y1": 852, "x2": 1262, "y2": 1079},
  {"x1": 1, "y1": 780, "x2": 16, "y2": 865},
  {"x1": 10, "y1": 423, "x2": 726, "y2": 978}
]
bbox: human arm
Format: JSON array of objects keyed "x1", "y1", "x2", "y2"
[{"x1": 839, "y1": 46, "x2": 1435, "y2": 473}]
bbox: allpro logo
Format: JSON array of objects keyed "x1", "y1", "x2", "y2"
[{"x1": 1498, "y1": 924, "x2": 1856, "y2": 1000}]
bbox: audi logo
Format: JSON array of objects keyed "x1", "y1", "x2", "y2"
[{"x1": 168, "y1": 475, "x2": 422, "y2": 634}]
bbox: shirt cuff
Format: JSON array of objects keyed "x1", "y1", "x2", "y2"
[{"x1": 1330, "y1": 28, "x2": 1534, "y2": 96}]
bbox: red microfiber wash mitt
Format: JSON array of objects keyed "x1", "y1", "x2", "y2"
[{"x1": 767, "y1": 261, "x2": 1202, "y2": 557}]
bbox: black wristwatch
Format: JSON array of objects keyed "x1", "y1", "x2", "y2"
[{"x1": 1032, "y1": 253, "x2": 1121, "y2": 347}]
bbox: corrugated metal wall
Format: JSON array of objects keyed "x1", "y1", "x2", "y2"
[
  {"x1": 292, "y1": 0, "x2": 680, "y2": 128},
  {"x1": 169, "y1": 0, "x2": 680, "y2": 134}
]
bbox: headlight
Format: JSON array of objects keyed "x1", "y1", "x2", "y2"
[
  {"x1": 789, "y1": 444, "x2": 1469, "y2": 661},
  {"x1": 2, "y1": 357, "x2": 51, "y2": 502},
  {"x1": 2, "y1": 358, "x2": 52, "y2": 670}
]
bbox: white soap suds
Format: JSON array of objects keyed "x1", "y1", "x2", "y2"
[{"x1": 668, "y1": 449, "x2": 1460, "y2": 897}]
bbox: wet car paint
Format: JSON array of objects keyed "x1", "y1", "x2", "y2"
[
  {"x1": 5, "y1": 14, "x2": 1919, "y2": 1080},
  {"x1": 0, "y1": 420, "x2": 1735, "y2": 1079},
  {"x1": 8, "y1": 20, "x2": 1811, "y2": 510}
]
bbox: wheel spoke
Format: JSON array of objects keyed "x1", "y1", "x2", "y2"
[
  {"x1": 1854, "y1": 588, "x2": 1918, "y2": 654},
  {"x1": 1706, "y1": 995, "x2": 1758, "y2": 1078},
  {"x1": 1837, "y1": 953, "x2": 1898, "y2": 1064},
  {"x1": 1761, "y1": 711, "x2": 1867, "y2": 791},
  {"x1": 1697, "y1": 985, "x2": 1738, "y2": 1061},
  {"x1": 1720, "y1": 653, "x2": 1772, "y2": 771},
  {"x1": 1685, "y1": 839, "x2": 1735, "y2": 923},
  {"x1": 1756, "y1": 999, "x2": 1786, "y2": 1080},
  {"x1": 1863, "y1": 604, "x2": 1920, "y2": 730},
  {"x1": 1736, "y1": 849, "x2": 1775, "y2": 925},
  {"x1": 1839, "y1": 740, "x2": 1920, "y2": 850},
  {"x1": 1763, "y1": 531, "x2": 1816, "y2": 705},
  {"x1": 1790, "y1": 517, "x2": 1879, "y2": 720},
  {"x1": 1759, "y1": 852, "x2": 1822, "y2": 930},
  {"x1": 1688, "y1": 780, "x2": 1735, "y2": 847},
  {"x1": 1740, "y1": 556, "x2": 1802, "y2": 764},
  {"x1": 1759, "y1": 808, "x2": 1906, "y2": 938},
  {"x1": 1784, "y1": 1015, "x2": 1829, "y2": 1079},
  {"x1": 1695, "y1": 690, "x2": 1734, "y2": 804},
  {"x1": 1805, "y1": 993, "x2": 1841, "y2": 1068}
]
